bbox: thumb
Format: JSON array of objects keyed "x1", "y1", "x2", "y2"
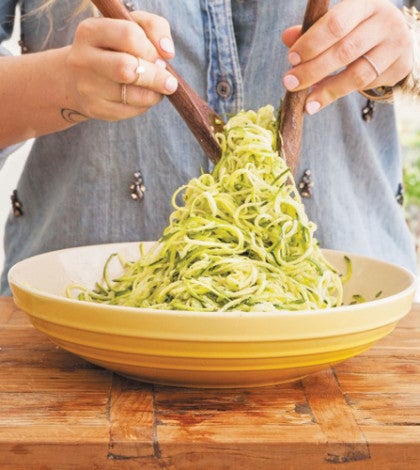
[{"x1": 282, "y1": 25, "x2": 302, "y2": 48}]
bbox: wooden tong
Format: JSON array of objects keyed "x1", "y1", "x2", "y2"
[
  {"x1": 90, "y1": 0, "x2": 224, "y2": 163},
  {"x1": 91, "y1": 0, "x2": 330, "y2": 170},
  {"x1": 279, "y1": 0, "x2": 331, "y2": 176}
]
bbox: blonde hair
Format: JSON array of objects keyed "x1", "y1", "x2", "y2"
[
  {"x1": 26, "y1": 1, "x2": 94, "y2": 48},
  {"x1": 35, "y1": 0, "x2": 91, "y2": 16}
]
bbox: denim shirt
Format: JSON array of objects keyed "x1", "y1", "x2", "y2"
[{"x1": 0, "y1": 0, "x2": 417, "y2": 294}]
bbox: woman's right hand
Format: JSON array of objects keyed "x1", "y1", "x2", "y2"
[{"x1": 64, "y1": 10, "x2": 178, "y2": 122}]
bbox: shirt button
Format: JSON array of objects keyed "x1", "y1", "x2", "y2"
[{"x1": 216, "y1": 80, "x2": 232, "y2": 99}]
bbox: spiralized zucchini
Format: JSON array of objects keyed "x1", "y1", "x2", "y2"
[{"x1": 72, "y1": 105, "x2": 343, "y2": 311}]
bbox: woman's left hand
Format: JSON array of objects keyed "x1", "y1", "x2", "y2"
[{"x1": 282, "y1": 0, "x2": 414, "y2": 114}]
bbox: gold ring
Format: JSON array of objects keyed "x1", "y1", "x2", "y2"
[
  {"x1": 132, "y1": 57, "x2": 146, "y2": 86},
  {"x1": 121, "y1": 83, "x2": 127, "y2": 105},
  {"x1": 362, "y1": 54, "x2": 380, "y2": 78}
]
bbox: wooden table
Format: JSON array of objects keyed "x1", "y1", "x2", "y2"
[{"x1": 0, "y1": 297, "x2": 419, "y2": 469}]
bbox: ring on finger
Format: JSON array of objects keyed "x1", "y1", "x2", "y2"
[
  {"x1": 121, "y1": 83, "x2": 128, "y2": 105},
  {"x1": 361, "y1": 54, "x2": 380, "y2": 78},
  {"x1": 131, "y1": 57, "x2": 146, "y2": 86}
]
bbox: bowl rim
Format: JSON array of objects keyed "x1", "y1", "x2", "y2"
[{"x1": 8, "y1": 242, "x2": 417, "y2": 320}]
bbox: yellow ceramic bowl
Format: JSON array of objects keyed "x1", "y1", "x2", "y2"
[{"x1": 9, "y1": 242, "x2": 417, "y2": 388}]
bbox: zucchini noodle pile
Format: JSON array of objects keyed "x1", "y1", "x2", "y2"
[{"x1": 73, "y1": 105, "x2": 344, "y2": 311}]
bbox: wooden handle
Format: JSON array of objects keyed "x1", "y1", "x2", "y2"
[
  {"x1": 90, "y1": 0, "x2": 189, "y2": 91},
  {"x1": 279, "y1": 0, "x2": 330, "y2": 176},
  {"x1": 91, "y1": 0, "x2": 131, "y2": 21},
  {"x1": 90, "y1": 0, "x2": 222, "y2": 162}
]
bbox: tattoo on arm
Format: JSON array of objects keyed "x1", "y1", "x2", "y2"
[{"x1": 61, "y1": 108, "x2": 88, "y2": 123}]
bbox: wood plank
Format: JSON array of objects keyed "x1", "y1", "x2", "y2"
[
  {"x1": 345, "y1": 393, "x2": 420, "y2": 425},
  {"x1": 361, "y1": 425, "x2": 420, "y2": 442},
  {"x1": 335, "y1": 355, "x2": 420, "y2": 374},
  {"x1": 1, "y1": 439, "x2": 419, "y2": 470},
  {"x1": 154, "y1": 383, "x2": 311, "y2": 428},
  {"x1": 156, "y1": 442, "x2": 420, "y2": 470},
  {"x1": 0, "y1": 367, "x2": 112, "y2": 392},
  {"x1": 0, "y1": 424, "x2": 109, "y2": 441},
  {"x1": 108, "y1": 376, "x2": 155, "y2": 459},
  {"x1": 0, "y1": 443, "x2": 163, "y2": 470},
  {"x1": 302, "y1": 368, "x2": 370, "y2": 464},
  {"x1": 338, "y1": 372, "x2": 420, "y2": 394},
  {"x1": 0, "y1": 391, "x2": 109, "y2": 426},
  {"x1": 158, "y1": 423, "x2": 325, "y2": 443}
]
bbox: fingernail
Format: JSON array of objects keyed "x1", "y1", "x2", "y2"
[
  {"x1": 288, "y1": 52, "x2": 301, "y2": 65},
  {"x1": 160, "y1": 37, "x2": 175, "y2": 54},
  {"x1": 165, "y1": 76, "x2": 178, "y2": 93},
  {"x1": 306, "y1": 101, "x2": 321, "y2": 115},
  {"x1": 155, "y1": 58, "x2": 167, "y2": 69},
  {"x1": 283, "y1": 75, "x2": 299, "y2": 90}
]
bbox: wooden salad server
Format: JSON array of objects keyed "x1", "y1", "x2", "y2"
[
  {"x1": 279, "y1": 0, "x2": 331, "y2": 176},
  {"x1": 90, "y1": 0, "x2": 224, "y2": 163}
]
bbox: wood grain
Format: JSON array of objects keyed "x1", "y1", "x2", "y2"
[
  {"x1": 302, "y1": 369, "x2": 370, "y2": 463},
  {"x1": 0, "y1": 297, "x2": 419, "y2": 469}
]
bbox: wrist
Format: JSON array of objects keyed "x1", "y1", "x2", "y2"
[
  {"x1": 396, "y1": 6, "x2": 420, "y2": 98},
  {"x1": 59, "y1": 46, "x2": 89, "y2": 123},
  {"x1": 359, "y1": 6, "x2": 420, "y2": 104}
]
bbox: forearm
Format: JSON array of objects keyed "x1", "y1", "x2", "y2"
[
  {"x1": 0, "y1": 46, "x2": 84, "y2": 149},
  {"x1": 0, "y1": 12, "x2": 179, "y2": 151}
]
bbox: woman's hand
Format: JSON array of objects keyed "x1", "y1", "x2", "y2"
[
  {"x1": 282, "y1": 0, "x2": 414, "y2": 114},
  {"x1": 64, "y1": 11, "x2": 178, "y2": 122}
]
